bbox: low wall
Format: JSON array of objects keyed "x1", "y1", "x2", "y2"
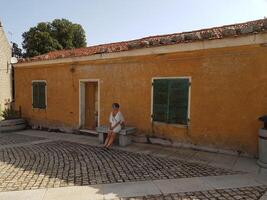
[{"x1": 0, "y1": 119, "x2": 26, "y2": 132}]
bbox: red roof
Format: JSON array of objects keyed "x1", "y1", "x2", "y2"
[{"x1": 20, "y1": 18, "x2": 267, "y2": 63}]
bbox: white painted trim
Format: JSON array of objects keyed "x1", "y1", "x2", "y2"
[
  {"x1": 31, "y1": 80, "x2": 47, "y2": 109},
  {"x1": 78, "y1": 79, "x2": 100, "y2": 128},
  {"x1": 79, "y1": 82, "x2": 85, "y2": 127},
  {"x1": 152, "y1": 76, "x2": 191, "y2": 80},
  {"x1": 14, "y1": 33, "x2": 267, "y2": 68},
  {"x1": 151, "y1": 76, "x2": 191, "y2": 126}
]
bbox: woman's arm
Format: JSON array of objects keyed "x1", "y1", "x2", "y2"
[
  {"x1": 109, "y1": 113, "x2": 113, "y2": 130},
  {"x1": 111, "y1": 112, "x2": 125, "y2": 129},
  {"x1": 119, "y1": 112, "x2": 125, "y2": 128},
  {"x1": 111, "y1": 121, "x2": 120, "y2": 130}
]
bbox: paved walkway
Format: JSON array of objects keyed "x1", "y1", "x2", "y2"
[{"x1": 0, "y1": 130, "x2": 266, "y2": 199}]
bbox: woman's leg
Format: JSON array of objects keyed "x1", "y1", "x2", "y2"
[
  {"x1": 104, "y1": 132, "x2": 112, "y2": 147},
  {"x1": 106, "y1": 132, "x2": 116, "y2": 148}
]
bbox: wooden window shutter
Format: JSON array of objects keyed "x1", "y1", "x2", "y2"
[
  {"x1": 168, "y1": 79, "x2": 189, "y2": 124},
  {"x1": 32, "y1": 82, "x2": 39, "y2": 108},
  {"x1": 38, "y1": 82, "x2": 46, "y2": 109},
  {"x1": 152, "y1": 79, "x2": 169, "y2": 122},
  {"x1": 32, "y1": 82, "x2": 46, "y2": 109}
]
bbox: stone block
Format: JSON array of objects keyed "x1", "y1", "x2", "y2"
[
  {"x1": 98, "y1": 132, "x2": 105, "y2": 144},
  {"x1": 159, "y1": 37, "x2": 172, "y2": 45},
  {"x1": 200, "y1": 31, "x2": 213, "y2": 40},
  {"x1": 0, "y1": 119, "x2": 26, "y2": 132},
  {"x1": 132, "y1": 135, "x2": 148, "y2": 143},
  {"x1": 96, "y1": 125, "x2": 136, "y2": 147},
  {"x1": 119, "y1": 135, "x2": 132, "y2": 147},
  {"x1": 140, "y1": 40, "x2": 150, "y2": 47},
  {"x1": 184, "y1": 33, "x2": 199, "y2": 41},
  {"x1": 170, "y1": 35, "x2": 183, "y2": 43},
  {"x1": 240, "y1": 25, "x2": 254, "y2": 34},
  {"x1": 127, "y1": 42, "x2": 141, "y2": 49},
  {"x1": 149, "y1": 39, "x2": 160, "y2": 46},
  {"x1": 222, "y1": 28, "x2": 236, "y2": 37},
  {"x1": 149, "y1": 137, "x2": 172, "y2": 146},
  {"x1": 252, "y1": 24, "x2": 262, "y2": 32}
]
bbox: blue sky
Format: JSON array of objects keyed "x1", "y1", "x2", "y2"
[{"x1": 1, "y1": 0, "x2": 267, "y2": 48}]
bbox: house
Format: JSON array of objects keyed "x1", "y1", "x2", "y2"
[
  {"x1": 0, "y1": 21, "x2": 12, "y2": 114},
  {"x1": 14, "y1": 19, "x2": 267, "y2": 156}
]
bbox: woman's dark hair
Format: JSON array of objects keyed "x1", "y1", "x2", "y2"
[{"x1": 112, "y1": 103, "x2": 120, "y2": 109}]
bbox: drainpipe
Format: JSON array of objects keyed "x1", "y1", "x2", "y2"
[{"x1": 10, "y1": 49, "x2": 18, "y2": 103}]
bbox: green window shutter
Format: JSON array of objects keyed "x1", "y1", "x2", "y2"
[
  {"x1": 153, "y1": 79, "x2": 169, "y2": 122},
  {"x1": 32, "y1": 82, "x2": 46, "y2": 109},
  {"x1": 168, "y1": 79, "x2": 189, "y2": 124},
  {"x1": 32, "y1": 82, "x2": 39, "y2": 108},
  {"x1": 38, "y1": 82, "x2": 46, "y2": 109}
]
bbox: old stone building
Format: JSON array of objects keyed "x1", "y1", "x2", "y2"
[
  {"x1": 0, "y1": 21, "x2": 12, "y2": 113},
  {"x1": 14, "y1": 18, "x2": 267, "y2": 156}
]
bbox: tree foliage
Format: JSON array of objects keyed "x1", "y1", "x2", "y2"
[
  {"x1": 11, "y1": 43, "x2": 23, "y2": 58},
  {"x1": 22, "y1": 19, "x2": 87, "y2": 57}
]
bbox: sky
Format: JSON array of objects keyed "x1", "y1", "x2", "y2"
[{"x1": 0, "y1": 0, "x2": 267, "y2": 48}]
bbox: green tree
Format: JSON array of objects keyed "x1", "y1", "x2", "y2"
[
  {"x1": 22, "y1": 19, "x2": 87, "y2": 57},
  {"x1": 72, "y1": 24, "x2": 87, "y2": 48},
  {"x1": 11, "y1": 42, "x2": 23, "y2": 58}
]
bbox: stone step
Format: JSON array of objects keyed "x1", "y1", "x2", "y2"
[
  {"x1": 0, "y1": 119, "x2": 27, "y2": 133},
  {"x1": 79, "y1": 129, "x2": 98, "y2": 136}
]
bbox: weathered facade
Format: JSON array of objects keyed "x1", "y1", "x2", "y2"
[
  {"x1": 14, "y1": 19, "x2": 267, "y2": 156},
  {"x1": 0, "y1": 22, "x2": 12, "y2": 113}
]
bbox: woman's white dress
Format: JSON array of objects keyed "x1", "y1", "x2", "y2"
[{"x1": 109, "y1": 111, "x2": 124, "y2": 133}]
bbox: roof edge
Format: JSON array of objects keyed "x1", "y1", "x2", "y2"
[
  {"x1": 18, "y1": 18, "x2": 267, "y2": 64},
  {"x1": 14, "y1": 33, "x2": 267, "y2": 68}
]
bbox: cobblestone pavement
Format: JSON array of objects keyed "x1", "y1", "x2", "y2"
[
  {"x1": 0, "y1": 140, "x2": 240, "y2": 192},
  {"x1": 0, "y1": 133, "x2": 45, "y2": 146},
  {"x1": 112, "y1": 186, "x2": 267, "y2": 200}
]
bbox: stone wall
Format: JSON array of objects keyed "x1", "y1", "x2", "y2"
[{"x1": 0, "y1": 23, "x2": 12, "y2": 113}]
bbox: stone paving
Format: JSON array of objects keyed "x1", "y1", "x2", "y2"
[
  {"x1": 0, "y1": 133, "x2": 45, "y2": 146},
  {"x1": 0, "y1": 139, "x2": 239, "y2": 192},
  {"x1": 0, "y1": 130, "x2": 267, "y2": 200},
  {"x1": 111, "y1": 186, "x2": 267, "y2": 200}
]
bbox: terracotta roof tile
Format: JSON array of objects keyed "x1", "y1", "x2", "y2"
[{"x1": 20, "y1": 18, "x2": 267, "y2": 63}]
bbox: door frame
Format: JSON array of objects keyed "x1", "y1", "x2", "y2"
[{"x1": 79, "y1": 79, "x2": 100, "y2": 128}]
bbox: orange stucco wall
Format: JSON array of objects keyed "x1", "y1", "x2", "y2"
[{"x1": 14, "y1": 44, "x2": 267, "y2": 156}]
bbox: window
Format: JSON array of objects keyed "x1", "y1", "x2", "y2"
[
  {"x1": 32, "y1": 81, "x2": 46, "y2": 109},
  {"x1": 152, "y1": 78, "x2": 190, "y2": 125}
]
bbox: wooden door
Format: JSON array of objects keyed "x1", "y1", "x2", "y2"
[{"x1": 84, "y1": 82, "x2": 98, "y2": 130}]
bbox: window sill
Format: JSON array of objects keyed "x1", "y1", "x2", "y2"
[{"x1": 152, "y1": 121, "x2": 189, "y2": 128}]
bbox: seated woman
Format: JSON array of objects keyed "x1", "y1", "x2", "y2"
[{"x1": 104, "y1": 103, "x2": 125, "y2": 148}]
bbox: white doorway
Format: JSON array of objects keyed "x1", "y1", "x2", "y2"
[{"x1": 79, "y1": 79, "x2": 100, "y2": 131}]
